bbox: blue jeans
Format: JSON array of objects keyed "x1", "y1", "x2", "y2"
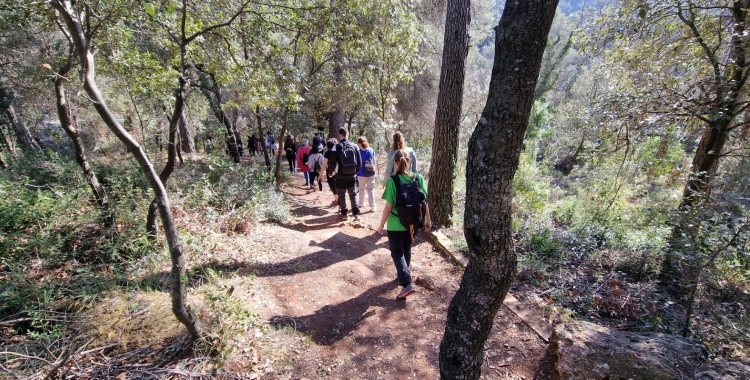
[
  {"x1": 387, "y1": 230, "x2": 412, "y2": 287},
  {"x1": 303, "y1": 171, "x2": 310, "y2": 185},
  {"x1": 336, "y1": 178, "x2": 360, "y2": 216}
]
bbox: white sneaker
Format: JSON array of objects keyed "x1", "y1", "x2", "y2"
[
  {"x1": 353, "y1": 215, "x2": 361, "y2": 222},
  {"x1": 371, "y1": 206, "x2": 377, "y2": 213}
]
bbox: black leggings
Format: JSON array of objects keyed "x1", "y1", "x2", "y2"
[
  {"x1": 310, "y1": 172, "x2": 322, "y2": 190},
  {"x1": 286, "y1": 155, "x2": 296, "y2": 172}
]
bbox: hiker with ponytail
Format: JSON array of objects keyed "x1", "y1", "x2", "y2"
[{"x1": 377, "y1": 149, "x2": 431, "y2": 299}]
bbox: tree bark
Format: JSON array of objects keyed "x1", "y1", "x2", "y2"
[
  {"x1": 0, "y1": 87, "x2": 39, "y2": 151},
  {"x1": 52, "y1": 0, "x2": 202, "y2": 341},
  {"x1": 438, "y1": 1, "x2": 558, "y2": 379},
  {"x1": 274, "y1": 107, "x2": 290, "y2": 183},
  {"x1": 428, "y1": 0, "x2": 471, "y2": 228},
  {"x1": 661, "y1": 1, "x2": 750, "y2": 296},
  {"x1": 54, "y1": 49, "x2": 108, "y2": 207},
  {"x1": 328, "y1": 42, "x2": 345, "y2": 138},
  {"x1": 196, "y1": 68, "x2": 241, "y2": 163},
  {"x1": 178, "y1": 109, "x2": 194, "y2": 153},
  {"x1": 256, "y1": 105, "x2": 272, "y2": 169}
]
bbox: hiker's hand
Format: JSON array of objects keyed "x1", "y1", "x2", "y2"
[
  {"x1": 377, "y1": 225, "x2": 384, "y2": 235},
  {"x1": 424, "y1": 220, "x2": 432, "y2": 232}
]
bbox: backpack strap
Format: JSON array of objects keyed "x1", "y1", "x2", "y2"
[{"x1": 390, "y1": 174, "x2": 401, "y2": 218}]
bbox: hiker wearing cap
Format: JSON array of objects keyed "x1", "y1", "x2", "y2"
[{"x1": 377, "y1": 148, "x2": 431, "y2": 299}]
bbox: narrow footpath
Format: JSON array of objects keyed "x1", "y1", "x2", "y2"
[{"x1": 247, "y1": 169, "x2": 553, "y2": 379}]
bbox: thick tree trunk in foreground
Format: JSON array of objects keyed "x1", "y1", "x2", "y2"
[
  {"x1": 52, "y1": 0, "x2": 202, "y2": 341},
  {"x1": 0, "y1": 87, "x2": 38, "y2": 151},
  {"x1": 178, "y1": 110, "x2": 194, "y2": 153},
  {"x1": 438, "y1": 1, "x2": 558, "y2": 378},
  {"x1": 428, "y1": 0, "x2": 471, "y2": 228},
  {"x1": 54, "y1": 51, "x2": 107, "y2": 207}
]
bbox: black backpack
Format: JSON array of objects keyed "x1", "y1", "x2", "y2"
[
  {"x1": 285, "y1": 147, "x2": 294, "y2": 156},
  {"x1": 313, "y1": 156, "x2": 322, "y2": 173},
  {"x1": 390, "y1": 174, "x2": 427, "y2": 239},
  {"x1": 302, "y1": 152, "x2": 310, "y2": 166},
  {"x1": 337, "y1": 141, "x2": 359, "y2": 175}
]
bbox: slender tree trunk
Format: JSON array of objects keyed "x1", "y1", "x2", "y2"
[
  {"x1": 52, "y1": 0, "x2": 202, "y2": 341},
  {"x1": 662, "y1": 1, "x2": 749, "y2": 296},
  {"x1": 147, "y1": 77, "x2": 187, "y2": 240},
  {"x1": 256, "y1": 105, "x2": 271, "y2": 169},
  {"x1": 197, "y1": 69, "x2": 241, "y2": 163},
  {"x1": 274, "y1": 107, "x2": 290, "y2": 183},
  {"x1": 680, "y1": 121, "x2": 729, "y2": 207},
  {"x1": 0, "y1": 87, "x2": 38, "y2": 151},
  {"x1": 54, "y1": 53, "x2": 108, "y2": 207},
  {"x1": 438, "y1": 1, "x2": 558, "y2": 378},
  {"x1": 329, "y1": 43, "x2": 345, "y2": 138},
  {"x1": 428, "y1": 0, "x2": 471, "y2": 228},
  {"x1": 178, "y1": 110, "x2": 194, "y2": 153}
]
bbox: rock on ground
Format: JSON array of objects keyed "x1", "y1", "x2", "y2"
[{"x1": 550, "y1": 320, "x2": 708, "y2": 380}]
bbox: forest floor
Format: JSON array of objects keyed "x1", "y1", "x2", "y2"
[
  {"x1": 0, "y1": 155, "x2": 556, "y2": 380},
  {"x1": 223, "y1": 167, "x2": 555, "y2": 379}
]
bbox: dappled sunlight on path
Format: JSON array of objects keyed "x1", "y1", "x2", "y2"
[{"x1": 245, "y1": 169, "x2": 553, "y2": 379}]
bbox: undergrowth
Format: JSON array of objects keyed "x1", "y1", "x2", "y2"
[{"x1": 0, "y1": 151, "x2": 289, "y2": 376}]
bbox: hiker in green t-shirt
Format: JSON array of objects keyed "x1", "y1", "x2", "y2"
[{"x1": 377, "y1": 149, "x2": 432, "y2": 299}]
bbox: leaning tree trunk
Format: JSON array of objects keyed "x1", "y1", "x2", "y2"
[
  {"x1": 661, "y1": 1, "x2": 749, "y2": 297},
  {"x1": 438, "y1": 1, "x2": 558, "y2": 379},
  {"x1": 197, "y1": 68, "x2": 241, "y2": 163},
  {"x1": 52, "y1": 0, "x2": 202, "y2": 341},
  {"x1": 146, "y1": 77, "x2": 187, "y2": 241},
  {"x1": 0, "y1": 87, "x2": 39, "y2": 151},
  {"x1": 178, "y1": 110, "x2": 194, "y2": 153},
  {"x1": 255, "y1": 105, "x2": 272, "y2": 169},
  {"x1": 428, "y1": 0, "x2": 471, "y2": 228},
  {"x1": 274, "y1": 107, "x2": 290, "y2": 183},
  {"x1": 54, "y1": 50, "x2": 108, "y2": 207}
]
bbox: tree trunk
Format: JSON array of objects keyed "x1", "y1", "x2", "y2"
[
  {"x1": 52, "y1": 0, "x2": 202, "y2": 341},
  {"x1": 662, "y1": 1, "x2": 749, "y2": 296},
  {"x1": 328, "y1": 43, "x2": 345, "y2": 139},
  {"x1": 329, "y1": 106, "x2": 345, "y2": 139},
  {"x1": 438, "y1": 1, "x2": 558, "y2": 379},
  {"x1": 274, "y1": 107, "x2": 290, "y2": 183},
  {"x1": 54, "y1": 52, "x2": 108, "y2": 207},
  {"x1": 256, "y1": 105, "x2": 272, "y2": 169},
  {"x1": 196, "y1": 68, "x2": 241, "y2": 163},
  {"x1": 178, "y1": 110, "x2": 194, "y2": 153},
  {"x1": 428, "y1": 0, "x2": 471, "y2": 228},
  {"x1": 0, "y1": 87, "x2": 38, "y2": 151},
  {"x1": 680, "y1": 121, "x2": 729, "y2": 207}
]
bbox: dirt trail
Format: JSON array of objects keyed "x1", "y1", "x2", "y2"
[{"x1": 248, "y1": 170, "x2": 553, "y2": 379}]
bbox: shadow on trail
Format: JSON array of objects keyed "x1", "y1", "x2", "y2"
[
  {"x1": 270, "y1": 281, "x2": 405, "y2": 345},
  {"x1": 138, "y1": 230, "x2": 387, "y2": 290}
]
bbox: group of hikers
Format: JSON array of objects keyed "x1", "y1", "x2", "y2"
[
  {"x1": 240, "y1": 132, "x2": 278, "y2": 157},
  {"x1": 284, "y1": 127, "x2": 432, "y2": 299}
]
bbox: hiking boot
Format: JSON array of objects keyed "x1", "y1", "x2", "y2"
[{"x1": 397, "y1": 284, "x2": 416, "y2": 299}]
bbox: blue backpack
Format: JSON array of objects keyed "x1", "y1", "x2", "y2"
[{"x1": 362, "y1": 149, "x2": 375, "y2": 175}]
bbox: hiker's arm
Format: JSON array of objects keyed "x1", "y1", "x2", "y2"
[
  {"x1": 410, "y1": 150, "x2": 418, "y2": 174},
  {"x1": 377, "y1": 201, "x2": 393, "y2": 235},
  {"x1": 423, "y1": 203, "x2": 432, "y2": 232}
]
